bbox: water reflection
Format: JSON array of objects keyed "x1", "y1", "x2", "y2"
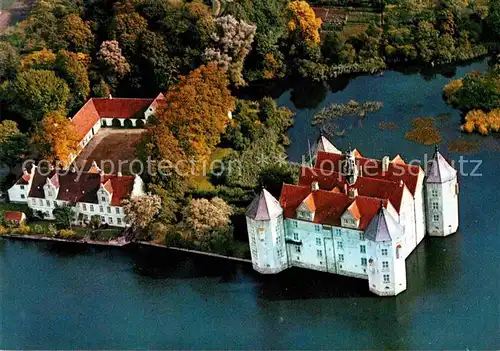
[{"x1": 290, "y1": 81, "x2": 328, "y2": 109}]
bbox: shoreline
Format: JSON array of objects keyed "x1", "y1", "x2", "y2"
[{"x1": 0, "y1": 234, "x2": 252, "y2": 263}]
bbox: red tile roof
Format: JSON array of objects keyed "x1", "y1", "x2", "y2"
[
  {"x1": 101, "y1": 174, "x2": 135, "y2": 206},
  {"x1": 299, "y1": 167, "x2": 405, "y2": 213},
  {"x1": 28, "y1": 170, "x2": 135, "y2": 206},
  {"x1": 92, "y1": 98, "x2": 154, "y2": 118},
  {"x1": 71, "y1": 99, "x2": 101, "y2": 140},
  {"x1": 279, "y1": 184, "x2": 388, "y2": 229},
  {"x1": 71, "y1": 95, "x2": 163, "y2": 141},
  {"x1": 315, "y1": 151, "x2": 422, "y2": 196},
  {"x1": 3, "y1": 211, "x2": 24, "y2": 222}
]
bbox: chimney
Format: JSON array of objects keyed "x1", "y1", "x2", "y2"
[
  {"x1": 117, "y1": 172, "x2": 122, "y2": 177},
  {"x1": 311, "y1": 181, "x2": 319, "y2": 191},
  {"x1": 23, "y1": 168, "x2": 28, "y2": 176},
  {"x1": 382, "y1": 156, "x2": 390, "y2": 172},
  {"x1": 400, "y1": 179, "x2": 404, "y2": 187},
  {"x1": 109, "y1": 94, "x2": 113, "y2": 99},
  {"x1": 348, "y1": 187, "x2": 358, "y2": 199}
]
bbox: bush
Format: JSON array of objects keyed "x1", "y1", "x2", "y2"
[
  {"x1": 0, "y1": 225, "x2": 7, "y2": 234},
  {"x1": 44, "y1": 224, "x2": 58, "y2": 237},
  {"x1": 11, "y1": 223, "x2": 30, "y2": 235},
  {"x1": 30, "y1": 224, "x2": 44, "y2": 234},
  {"x1": 58, "y1": 229, "x2": 75, "y2": 238}
]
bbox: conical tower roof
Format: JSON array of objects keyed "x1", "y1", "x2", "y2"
[
  {"x1": 246, "y1": 189, "x2": 283, "y2": 220},
  {"x1": 316, "y1": 135, "x2": 342, "y2": 154},
  {"x1": 365, "y1": 204, "x2": 403, "y2": 242},
  {"x1": 426, "y1": 147, "x2": 456, "y2": 183}
]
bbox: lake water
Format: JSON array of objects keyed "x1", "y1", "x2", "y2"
[{"x1": 1, "y1": 59, "x2": 499, "y2": 349}]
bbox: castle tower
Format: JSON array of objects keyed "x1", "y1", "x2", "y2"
[
  {"x1": 246, "y1": 189, "x2": 288, "y2": 274},
  {"x1": 425, "y1": 146, "x2": 459, "y2": 237},
  {"x1": 342, "y1": 149, "x2": 359, "y2": 186},
  {"x1": 365, "y1": 203, "x2": 407, "y2": 296},
  {"x1": 315, "y1": 135, "x2": 342, "y2": 155}
]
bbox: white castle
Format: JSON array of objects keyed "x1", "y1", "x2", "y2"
[{"x1": 246, "y1": 136, "x2": 459, "y2": 296}]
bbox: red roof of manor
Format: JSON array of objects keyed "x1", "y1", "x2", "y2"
[
  {"x1": 298, "y1": 167, "x2": 406, "y2": 213},
  {"x1": 71, "y1": 99, "x2": 101, "y2": 140},
  {"x1": 71, "y1": 95, "x2": 163, "y2": 141},
  {"x1": 3, "y1": 211, "x2": 24, "y2": 222},
  {"x1": 314, "y1": 151, "x2": 422, "y2": 196},
  {"x1": 101, "y1": 174, "x2": 135, "y2": 206},
  {"x1": 279, "y1": 184, "x2": 389, "y2": 229}
]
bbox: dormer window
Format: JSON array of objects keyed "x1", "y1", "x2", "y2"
[
  {"x1": 101, "y1": 196, "x2": 106, "y2": 202},
  {"x1": 48, "y1": 190, "x2": 53, "y2": 197}
]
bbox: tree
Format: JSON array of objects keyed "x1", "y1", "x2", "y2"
[
  {"x1": 53, "y1": 204, "x2": 76, "y2": 229},
  {"x1": 97, "y1": 40, "x2": 131, "y2": 85},
  {"x1": 287, "y1": 1, "x2": 322, "y2": 46},
  {"x1": 487, "y1": 0, "x2": 500, "y2": 40},
  {"x1": 20, "y1": 49, "x2": 57, "y2": 70},
  {"x1": 145, "y1": 63, "x2": 235, "y2": 177},
  {"x1": 31, "y1": 111, "x2": 81, "y2": 167},
  {"x1": 60, "y1": 14, "x2": 94, "y2": 53},
  {"x1": 55, "y1": 50, "x2": 91, "y2": 111},
  {"x1": 0, "y1": 42, "x2": 19, "y2": 80},
  {"x1": 122, "y1": 194, "x2": 161, "y2": 230},
  {"x1": 0, "y1": 120, "x2": 28, "y2": 167},
  {"x1": 258, "y1": 164, "x2": 297, "y2": 199},
  {"x1": 205, "y1": 15, "x2": 256, "y2": 86},
  {"x1": 0, "y1": 69, "x2": 70, "y2": 123},
  {"x1": 183, "y1": 197, "x2": 233, "y2": 247}
]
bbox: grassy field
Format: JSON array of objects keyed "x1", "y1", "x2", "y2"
[{"x1": 191, "y1": 147, "x2": 233, "y2": 191}]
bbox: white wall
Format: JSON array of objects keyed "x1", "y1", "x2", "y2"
[
  {"x1": 247, "y1": 215, "x2": 288, "y2": 273},
  {"x1": 426, "y1": 177, "x2": 458, "y2": 237},
  {"x1": 8, "y1": 184, "x2": 29, "y2": 203}
]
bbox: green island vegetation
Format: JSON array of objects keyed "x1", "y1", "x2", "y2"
[
  {"x1": 443, "y1": 64, "x2": 500, "y2": 135},
  {"x1": 447, "y1": 139, "x2": 481, "y2": 153},
  {"x1": 379, "y1": 121, "x2": 398, "y2": 130},
  {"x1": 312, "y1": 99, "x2": 383, "y2": 124},
  {"x1": 0, "y1": 0, "x2": 499, "y2": 257},
  {"x1": 405, "y1": 117, "x2": 443, "y2": 145}
]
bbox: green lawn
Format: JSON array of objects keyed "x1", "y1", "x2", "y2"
[{"x1": 191, "y1": 147, "x2": 233, "y2": 191}]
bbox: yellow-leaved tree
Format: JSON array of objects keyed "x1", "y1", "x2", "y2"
[
  {"x1": 32, "y1": 111, "x2": 81, "y2": 167},
  {"x1": 287, "y1": 1, "x2": 322, "y2": 45},
  {"x1": 144, "y1": 63, "x2": 235, "y2": 175}
]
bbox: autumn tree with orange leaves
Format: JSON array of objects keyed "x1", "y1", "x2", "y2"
[
  {"x1": 31, "y1": 111, "x2": 81, "y2": 167},
  {"x1": 144, "y1": 63, "x2": 235, "y2": 179},
  {"x1": 287, "y1": 1, "x2": 322, "y2": 46}
]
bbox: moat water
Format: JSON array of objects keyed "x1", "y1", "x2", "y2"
[{"x1": 1, "y1": 58, "x2": 499, "y2": 349}]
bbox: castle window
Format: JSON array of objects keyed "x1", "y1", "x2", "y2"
[
  {"x1": 359, "y1": 233, "x2": 364, "y2": 240},
  {"x1": 316, "y1": 238, "x2": 322, "y2": 246},
  {"x1": 433, "y1": 214, "x2": 439, "y2": 222},
  {"x1": 90, "y1": 205, "x2": 94, "y2": 212},
  {"x1": 360, "y1": 245, "x2": 366, "y2": 253},
  {"x1": 101, "y1": 196, "x2": 106, "y2": 202},
  {"x1": 116, "y1": 208, "x2": 120, "y2": 215},
  {"x1": 117, "y1": 218, "x2": 122, "y2": 225},
  {"x1": 83, "y1": 204, "x2": 87, "y2": 211},
  {"x1": 432, "y1": 202, "x2": 439, "y2": 210},
  {"x1": 100, "y1": 206, "x2": 104, "y2": 213},
  {"x1": 295, "y1": 245, "x2": 301, "y2": 253},
  {"x1": 293, "y1": 233, "x2": 299, "y2": 241},
  {"x1": 48, "y1": 190, "x2": 53, "y2": 197},
  {"x1": 277, "y1": 249, "x2": 283, "y2": 258},
  {"x1": 21, "y1": 194, "x2": 25, "y2": 199},
  {"x1": 382, "y1": 261, "x2": 389, "y2": 269},
  {"x1": 53, "y1": 201, "x2": 57, "y2": 207},
  {"x1": 361, "y1": 258, "x2": 367, "y2": 266},
  {"x1": 381, "y1": 248, "x2": 388, "y2": 256},
  {"x1": 432, "y1": 189, "x2": 438, "y2": 197},
  {"x1": 39, "y1": 199, "x2": 43, "y2": 206},
  {"x1": 317, "y1": 249, "x2": 323, "y2": 258},
  {"x1": 20, "y1": 185, "x2": 24, "y2": 190},
  {"x1": 337, "y1": 241, "x2": 343, "y2": 249},
  {"x1": 335, "y1": 228, "x2": 341, "y2": 235},
  {"x1": 31, "y1": 199, "x2": 36, "y2": 205},
  {"x1": 108, "y1": 217, "x2": 113, "y2": 224},
  {"x1": 383, "y1": 274, "x2": 390, "y2": 283},
  {"x1": 259, "y1": 228, "x2": 265, "y2": 241},
  {"x1": 292, "y1": 221, "x2": 298, "y2": 228},
  {"x1": 338, "y1": 254, "x2": 344, "y2": 262},
  {"x1": 46, "y1": 200, "x2": 51, "y2": 207},
  {"x1": 314, "y1": 225, "x2": 321, "y2": 232},
  {"x1": 107, "y1": 207, "x2": 111, "y2": 214}
]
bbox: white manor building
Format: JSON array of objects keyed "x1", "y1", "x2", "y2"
[
  {"x1": 8, "y1": 163, "x2": 145, "y2": 228},
  {"x1": 246, "y1": 136, "x2": 459, "y2": 296}
]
